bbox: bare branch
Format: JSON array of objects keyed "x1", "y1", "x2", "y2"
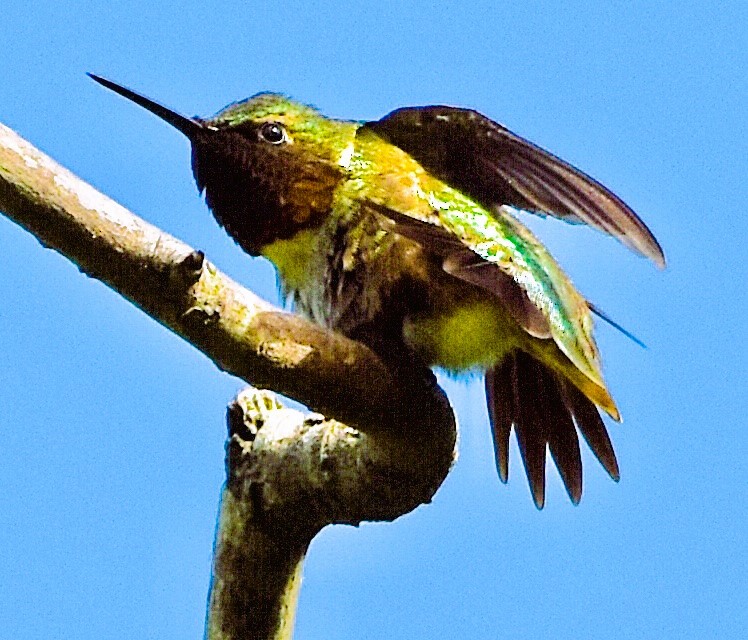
[
  {"x1": 210, "y1": 387, "x2": 456, "y2": 640},
  {"x1": 0, "y1": 124, "x2": 457, "y2": 640}
]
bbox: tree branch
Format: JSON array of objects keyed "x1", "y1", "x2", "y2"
[{"x1": 0, "y1": 123, "x2": 457, "y2": 639}]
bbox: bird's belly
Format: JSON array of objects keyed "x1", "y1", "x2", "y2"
[
  {"x1": 262, "y1": 222, "x2": 518, "y2": 373},
  {"x1": 403, "y1": 295, "x2": 517, "y2": 373}
]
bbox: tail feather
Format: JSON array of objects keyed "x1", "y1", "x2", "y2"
[
  {"x1": 485, "y1": 351, "x2": 617, "y2": 508},
  {"x1": 485, "y1": 364, "x2": 513, "y2": 484},
  {"x1": 562, "y1": 381, "x2": 620, "y2": 482},
  {"x1": 547, "y1": 390, "x2": 583, "y2": 505},
  {"x1": 512, "y1": 355, "x2": 550, "y2": 508}
]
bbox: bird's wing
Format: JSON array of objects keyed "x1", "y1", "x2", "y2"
[
  {"x1": 363, "y1": 106, "x2": 665, "y2": 268},
  {"x1": 366, "y1": 195, "x2": 608, "y2": 398}
]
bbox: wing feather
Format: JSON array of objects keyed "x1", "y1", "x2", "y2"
[
  {"x1": 366, "y1": 199, "x2": 604, "y2": 387},
  {"x1": 364, "y1": 106, "x2": 665, "y2": 267}
]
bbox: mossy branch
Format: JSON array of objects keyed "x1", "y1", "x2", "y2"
[{"x1": 0, "y1": 123, "x2": 457, "y2": 640}]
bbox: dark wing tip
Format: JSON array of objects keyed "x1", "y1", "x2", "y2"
[
  {"x1": 641, "y1": 234, "x2": 666, "y2": 270},
  {"x1": 653, "y1": 247, "x2": 667, "y2": 270},
  {"x1": 497, "y1": 148, "x2": 666, "y2": 267}
]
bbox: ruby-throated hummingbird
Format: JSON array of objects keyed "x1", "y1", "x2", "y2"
[{"x1": 89, "y1": 74, "x2": 664, "y2": 508}]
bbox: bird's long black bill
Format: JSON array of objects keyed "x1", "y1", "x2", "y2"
[{"x1": 87, "y1": 73, "x2": 203, "y2": 138}]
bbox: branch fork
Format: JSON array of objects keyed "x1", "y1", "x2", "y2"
[{"x1": 0, "y1": 123, "x2": 458, "y2": 640}]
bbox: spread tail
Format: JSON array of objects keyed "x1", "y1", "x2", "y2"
[{"x1": 485, "y1": 351, "x2": 620, "y2": 508}]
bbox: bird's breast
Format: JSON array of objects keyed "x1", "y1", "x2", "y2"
[{"x1": 261, "y1": 228, "x2": 325, "y2": 294}]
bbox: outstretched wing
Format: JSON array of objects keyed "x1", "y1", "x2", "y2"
[{"x1": 364, "y1": 106, "x2": 665, "y2": 268}]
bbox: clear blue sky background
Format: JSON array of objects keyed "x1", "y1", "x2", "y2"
[{"x1": 1, "y1": 2, "x2": 745, "y2": 638}]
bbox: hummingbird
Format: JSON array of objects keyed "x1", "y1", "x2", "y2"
[{"x1": 89, "y1": 74, "x2": 664, "y2": 508}]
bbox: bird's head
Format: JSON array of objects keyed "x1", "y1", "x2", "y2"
[{"x1": 89, "y1": 75, "x2": 351, "y2": 255}]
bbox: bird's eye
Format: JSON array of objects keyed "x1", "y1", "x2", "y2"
[{"x1": 258, "y1": 122, "x2": 287, "y2": 144}]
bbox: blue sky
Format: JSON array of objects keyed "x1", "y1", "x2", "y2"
[{"x1": 1, "y1": 2, "x2": 745, "y2": 638}]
